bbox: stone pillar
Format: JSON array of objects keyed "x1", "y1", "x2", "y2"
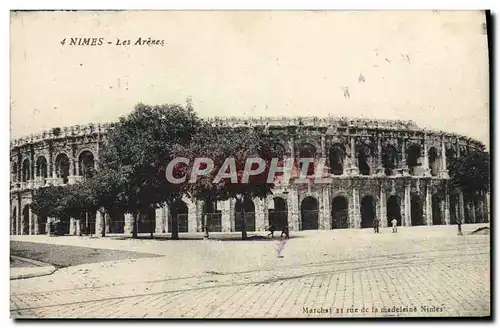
[
  {"x1": 124, "y1": 213, "x2": 134, "y2": 234},
  {"x1": 105, "y1": 213, "x2": 111, "y2": 233},
  {"x1": 471, "y1": 200, "x2": 477, "y2": 223},
  {"x1": 95, "y1": 211, "x2": 105, "y2": 236},
  {"x1": 425, "y1": 184, "x2": 432, "y2": 225},
  {"x1": 440, "y1": 139, "x2": 449, "y2": 178},
  {"x1": 46, "y1": 217, "x2": 54, "y2": 235},
  {"x1": 458, "y1": 191, "x2": 465, "y2": 223},
  {"x1": 75, "y1": 219, "x2": 81, "y2": 236},
  {"x1": 220, "y1": 200, "x2": 231, "y2": 232},
  {"x1": 255, "y1": 198, "x2": 266, "y2": 231},
  {"x1": 32, "y1": 212, "x2": 38, "y2": 235},
  {"x1": 444, "y1": 189, "x2": 451, "y2": 225},
  {"x1": 69, "y1": 217, "x2": 77, "y2": 235},
  {"x1": 350, "y1": 186, "x2": 360, "y2": 228},
  {"x1": 155, "y1": 207, "x2": 163, "y2": 233},
  {"x1": 28, "y1": 208, "x2": 33, "y2": 235},
  {"x1": 349, "y1": 136, "x2": 359, "y2": 176},
  {"x1": 188, "y1": 200, "x2": 198, "y2": 233},
  {"x1": 404, "y1": 182, "x2": 411, "y2": 226},
  {"x1": 288, "y1": 188, "x2": 300, "y2": 231},
  {"x1": 379, "y1": 186, "x2": 387, "y2": 228},
  {"x1": 422, "y1": 135, "x2": 431, "y2": 177},
  {"x1": 376, "y1": 137, "x2": 385, "y2": 175},
  {"x1": 401, "y1": 138, "x2": 409, "y2": 176},
  {"x1": 68, "y1": 157, "x2": 77, "y2": 184},
  {"x1": 321, "y1": 187, "x2": 331, "y2": 230}
]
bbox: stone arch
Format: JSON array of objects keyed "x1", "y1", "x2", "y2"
[
  {"x1": 21, "y1": 158, "x2": 30, "y2": 182},
  {"x1": 407, "y1": 143, "x2": 422, "y2": 176},
  {"x1": 411, "y1": 194, "x2": 424, "y2": 226},
  {"x1": 235, "y1": 198, "x2": 256, "y2": 232},
  {"x1": 432, "y1": 193, "x2": 443, "y2": 225},
  {"x1": 54, "y1": 153, "x2": 70, "y2": 184},
  {"x1": 301, "y1": 196, "x2": 319, "y2": 230},
  {"x1": 445, "y1": 148, "x2": 456, "y2": 171},
  {"x1": 298, "y1": 143, "x2": 317, "y2": 176},
  {"x1": 12, "y1": 162, "x2": 18, "y2": 182},
  {"x1": 78, "y1": 150, "x2": 95, "y2": 179},
  {"x1": 203, "y1": 200, "x2": 222, "y2": 232},
  {"x1": 428, "y1": 147, "x2": 439, "y2": 176},
  {"x1": 331, "y1": 196, "x2": 348, "y2": 229},
  {"x1": 268, "y1": 196, "x2": 288, "y2": 230},
  {"x1": 36, "y1": 156, "x2": 48, "y2": 180},
  {"x1": 22, "y1": 204, "x2": 30, "y2": 235},
  {"x1": 328, "y1": 144, "x2": 345, "y2": 175},
  {"x1": 168, "y1": 199, "x2": 189, "y2": 233},
  {"x1": 387, "y1": 195, "x2": 402, "y2": 226},
  {"x1": 357, "y1": 144, "x2": 372, "y2": 176},
  {"x1": 382, "y1": 144, "x2": 398, "y2": 176},
  {"x1": 360, "y1": 195, "x2": 376, "y2": 228}
]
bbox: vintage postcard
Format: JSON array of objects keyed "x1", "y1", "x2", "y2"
[{"x1": 10, "y1": 10, "x2": 490, "y2": 319}]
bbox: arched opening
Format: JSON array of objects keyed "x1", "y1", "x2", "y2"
[
  {"x1": 432, "y1": 194, "x2": 442, "y2": 225},
  {"x1": 12, "y1": 162, "x2": 18, "y2": 182},
  {"x1": 446, "y1": 148, "x2": 456, "y2": 171},
  {"x1": 411, "y1": 194, "x2": 424, "y2": 226},
  {"x1": 22, "y1": 205, "x2": 30, "y2": 235},
  {"x1": 328, "y1": 144, "x2": 345, "y2": 175},
  {"x1": 138, "y1": 208, "x2": 155, "y2": 233},
  {"x1": 387, "y1": 195, "x2": 402, "y2": 226},
  {"x1": 360, "y1": 196, "x2": 376, "y2": 228},
  {"x1": 36, "y1": 156, "x2": 48, "y2": 182},
  {"x1": 429, "y1": 147, "x2": 439, "y2": 176},
  {"x1": 383, "y1": 145, "x2": 397, "y2": 176},
  {"x1": 37, "y1": 215, "x2": 47, "y2": 235},
  {"x1": 407, "y1": 144, "x2": 422, "y2": 176},
  {"x1": 331, "y1": 196, "x2": 348, "y2": 229},
  {"x1": 55, "y1": 153, "x2": 70, "y2": 184},
  {"x1": 357, "y1": 145, "x2": 371, "y2": 176},
  {"x1": 203, "y1": 200, "x2": 222, "y2": 232},
  {"x1": 268, "y1": 197, "x2": 288, "y2": 230},
  {"x1": 78, "y1": 151, "x2": 95, "y2": 180},
  {"x1": 168, "y1": 200, "x2": 189, "y2": 233},
  {"x1": 235, "y1": 198, "x2": 256, "y2": 232},
  {"x1": 22, "y1": 159, "x2": 30, "y2": 182},
  {"x1": 108, "y1": 209, "x2": 125, "y2": 233},
  {"x1": 301, "y1": 196, "x2": 319, "y2": 230},
  {"x1": 449, "y1": 193, "x2": 458, "y2": 224},
  {"x1": 298, "y1": 143, "x2": 317, "y2": 176}
]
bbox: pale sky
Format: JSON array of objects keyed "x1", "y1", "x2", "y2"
[{"x1": 10, "y1": 11, "x2": 489, "y2": 147}]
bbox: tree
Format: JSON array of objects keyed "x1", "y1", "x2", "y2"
[
  {"x1": 97, "y1": 102, "x2": 203, "y2": 239},
  {"x1": 172, "y1": 124, "x2": 284, "y2": 240}
]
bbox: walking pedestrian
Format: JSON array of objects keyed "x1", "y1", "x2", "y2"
[
  {"x1": 391, "y1": 217, "x2": 398, "y2": 233},
  {"x1": 281, "y1": 225, "x2": 290, "y2": 239},
  {"x1": 267, "y1": 224, "x2": 276, "y2": 238},
  {"x1": 373, "y1": 217, "x2": 380, "y2": 233}
]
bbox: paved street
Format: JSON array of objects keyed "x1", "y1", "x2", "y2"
[{"x1": 10, "y1": 224, "x2": 490, "y2": 318}]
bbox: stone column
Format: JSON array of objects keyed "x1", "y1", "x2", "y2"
[
  {"x1": 288, "y1": 188, "x2": 300, "y2": 231},
  {"x1": 105, "y1": 213, "x2": 111, "y2": 233},
  {"x1": 444, "y1": 188, "x2": 451, "y2": 225},
  {"x1": 321, "y1": 187, "x2": 331, "y2": 230},
  {"x1": 350, "y1": 186, "x2": 360, "y2": 228},
  {"x1": 75, "y1": 219, "x2": 81, "y2": 236},
  {"x1": 254, "y1": 198, "x2": 266, "y2": 231},
  {"x1": 68, "y1": 157, "x2": 77, "y2": 184},
  {"x1": 46, "y1": 217, "x2": 54, "y2": 235},
  {"x1": 188, "y1": 200, "x2": 198, "y2": 233},
  {"x1": 95, "y1": 211, "x2": 105, "y2": 236},
  {"x1": 155, "y1": 207, "x2": 165, "y2": 233},
  {"x1": 376, "y1": 137, "x2": 385, "y2": 176},
  {"x1": 220, "y1": 200, "x2": 231, "y2": 232},
  {"x1": 458, "y1": 191, "x2": 465, "y2": 223},
  {"x1": 349, "y1": 136, "x2": 359, "y2": 176},
  {"x1": 422, "y1": 135, "x2": 431, "y2": 177},
  {"x1": 379, "y1": 186, "x2": 387, "y2": 228},
  {"x1": 69, "y1": 217, "x2": 77, "y2": 235},
  {"x1": 28, "y1": 207, "x2": 33, "y2": 235},
  {"x1": 124, "y1": 213, "x2": 134, "y2": 235},
  {"x1": 404, "y1": 182, "x2": 411, "y2": 226},
  {"x1": 440, "y1": 139, "x2": 449, "y2": 178},
  {"x1": 424, "y1": 184, "x2": 432, "y2": 225},
  {"x1": 471, "y1": 200, "x2": 477, "y2": 223}
]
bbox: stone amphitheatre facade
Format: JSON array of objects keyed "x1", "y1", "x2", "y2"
[{"x1": 10, "y1": 116, "x2": 490, "y2": 236}]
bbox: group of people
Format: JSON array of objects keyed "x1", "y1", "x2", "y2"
[{"x1": 373, "y1": 217, "x2": 399, "y2": 233}]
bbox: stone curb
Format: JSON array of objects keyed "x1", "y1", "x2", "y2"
[{"x1": 10, "y1": 256, "x2": 57, "y2": 280}]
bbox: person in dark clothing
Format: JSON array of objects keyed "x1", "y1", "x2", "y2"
[
  {"x1": 267, "y1": 224, "x2": 276, "y2": 238},
  {"x1": 373, "y1": 217, "x2": 380, "y2": 233},
  {"x1": 281, "y1": 225, "x2": 289, "y2": 239}
]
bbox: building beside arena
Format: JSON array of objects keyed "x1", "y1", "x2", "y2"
[{"x1": 10, "y1": 116, "x2": 490, "y2": 236}]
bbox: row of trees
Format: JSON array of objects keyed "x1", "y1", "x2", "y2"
[
  {"x1": 31, "y1": 101, "x2": 490, "y2": 239},
  {"x1": 32, "y1": 102, "x2": 286, "y2": 240}
]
